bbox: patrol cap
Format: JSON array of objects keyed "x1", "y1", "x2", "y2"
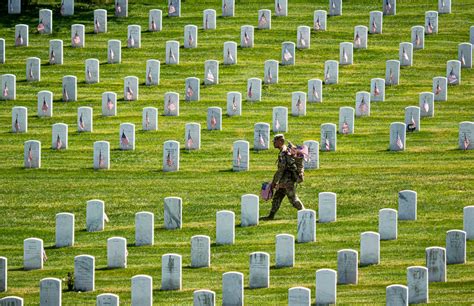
[{"x1": 273, "y1": 134, "x2": 285, "y2": 142}]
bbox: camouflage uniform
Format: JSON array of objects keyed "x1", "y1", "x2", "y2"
[{"x1": 268, "y1": 145, "x2": 304, "y2": 218}]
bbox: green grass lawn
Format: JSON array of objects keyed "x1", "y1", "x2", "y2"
[{"x1": 0, "y1": 0, "x2": 473, "y2": 304}]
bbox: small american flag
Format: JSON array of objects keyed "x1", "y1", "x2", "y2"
[
  {"x1": 324, "y1": 67, "x2": 330, "y2": 83},
  {"x1": 463, "y1": 133, "x2": 470, "y2": 150},
  {"x1": 435, "y1": 81, "x2": 441, "y2": 95},
  {"x1": 342, "y1": 119, "x2": 349, "y2": 134},
  {"x1": 388, "y1": 69, "x2": 394, "y2": 85},
  {"x1": 60, "y1": 1, "x2": 65, "y2": 15},
  {"x1": 403, "y1": 48, "x2": 409, "y2": 61},
  {"x1": 98, "y1": 150, "x2": 105, "y2": 168},
  {"x1": 28, "y1": 65, "x2": 34, "y2": 80},
  {"x1": 63, "y1": 87, "x2": 69, "y2": 102},
  {"x1": 312, "y1": 84, "x2": 319, "y2": 99},
  {"x1": 107, "y1": 95, "x2": 114, "y2": 110},
  {"x1": 315, "y1": 17, "x2": 321, "y2": 30},
  {"x1": 115, "y1": 3, "x2": 121, "y2": 14},
  {"x1": 325, "y1": 134, "x2": 330, "y2": 151},
  {"x1": 27, "y1": 145, "x2": 33, "y2": 167},
  {"x1": 168, "y1": 2, "x2": 176, "y2": 14},
  {"x1": 277, "y1": 1, "x2": 282, "y2": 12},
  {"x1": 94, "y1": 18, "x2": 100, "y2": 33},
  {"x1": 223, "y1": 2, "x2": 227, "y2": 13},
  {"x1": 205, "y1": 15, "x2": 209, "y2": 29},
  {"x1": 167, "y1": 97, "x2": 176, "y2": 113},
  {"x1": 296, "y1": 95, "x2": 303, "y2": 112},
  {"x1": 16, "y1": 33, "x2": 23, "y2": 46},
  {"x1": 128, "y1": 35, "x2": 135, "y2": 48},
  {"x1": 342, "y1": 48, "x2": 348, "y2": 63},
  {"x1": 42, "y1": 98, "x2": 49, "y2": 113},
  {"x1": 283, "y1": 48, "x2": 293, "y2": 61},
  {"x1": 259, "y1": 132, "x2": 265, "y2": 146},
  {"x1": 299, "y1": 32, "x2": 306, "y2": 47},
  {"x1": 410, "y1": 114, "x2": 416, "y2": 129},
  {"x1": 169, "y1": 49, "x2": 176, "y2": 63},
  {"x1": 372, "y1": 20, "x2": 377, "y2": 33},
  {"x1": 42, "y1": 249, "x2": 47, "y2": 262},
  {"x1": 227, "y1": 48, "x2": 234, "y2": 62},
  {"x1": 79, "y1": 113, "x2": 85, "y2": 130},
  {"x1": 37, "y1": 19, "x2": 45, "y2": 33},
  {"x1": 206, "y1": 69, "x2": 215, "y2": 83},
  {"x1": 15, "y1": 115, "x2": 20, "y2": 132},
  {"x1": 109, "y1": 48, "x2": 115, "y2": 61},
  {"x1": 461, "y1": 52, "x2": 465, "y2": 66},
  {"x1": 396, "y1": 132, "x2": 404, "y2": 149},
  {"x1": 104, "y1": 212, "x2": 109, "y2": 222},
  {"x1": 427, "y1": 20, "x2": 433, "y2": 34},
  {"x1": 56, "y1": 134, "x2": 62, "y2": 150},
  {"x1": 3, "y1": 83, "x2": 8, "y2": 97},
  {"x1": 248, "y1": 84, "x2": 253, "y2": 98},
  {"x1": 354, "y1": 32, "x2": 361, "y2": 46},
  {"x1": 275, "y1": 117, "x2": 281, "y2": 130},
  {"x1": 359, "y1": 97, "x2": 368, "y2": 114},
  {"x1": 441, "y1": 0, "x2": 446, "y2": 8},
  {"x1": 186, "y1": 85, "x2": 194, "y2": 98},
  {"x1": 331, "y1": 0, "x2": 336, "y2": 9},
  {"x1": 73, "y1": 32, "x2": 81, "y2": 46},
  {"x1": 448, "y1": 68, "x2": 457, "y2": 84},
  {"x1": 232, "y1": 96, "x2": 237, "y2": 112},
  {"x1": 210, "y1": 113, "x2": 217, "y2": 129},
  {"x1": 374, "y1": 82, "x2": 380, "y2": 96},
  {"x1": 186, "y1": 130, "x2": 193, "y2": 148},
  {"x1": 385, "y1": 0, "x2": 392, "y2": 13},
  {"x1": 126, "y1": 83, "x2": 134, "y2": 101},
  {"x1": 50, "y1": 50, "x2": 56, "y2": 64},
  {"x1": 415, "y1": 31, "x2": 421, "y2": 46},
  {"x1": 151, "y1": 18, "x2": 157, "y2": 31},
  {"x1": 188, "y1": 32, "x2": 194, "y2": 46},
  {"x1": 244, "y1": 31, "x2": 250, "y2": 45},
  {"x1": 267, "y1": 67, "x2": 273, "y2": 83},
  {"x1": 422, "y1": 98, "x2": 429, "y2": 113},
  {"x1": 236, "y1": 148, "x2": 242, "y2": 167},
  {"x1": 147, "y1": 68, "x2": 153, "y2": 83},
  {"x1": 259, "y1": 13, "x2": 267, "y2": 27},
  {"x1": 145, "y1": 112, "x2": 150, "y2": 128},
  {"x1": 166, "y1": 151, "x2": 174, "y2": 167},
  {"x1": 121, "y1": 130, "x2": 129, "y2": 148},
  {"x1": 87, "y1": 66, "x2": 92, "y2": 81}
]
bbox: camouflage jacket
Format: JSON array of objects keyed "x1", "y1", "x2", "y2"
[{"x1": 272, "y1": 145, "x2": 298, "y2": 185}]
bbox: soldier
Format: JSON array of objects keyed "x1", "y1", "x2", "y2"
[{"x1": 262, "y1": 134, "x2": 304, "y2": 220}]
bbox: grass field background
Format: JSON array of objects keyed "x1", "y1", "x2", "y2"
[{"x1": 0, "y1": 0, "x2": 473, "y2": 304}]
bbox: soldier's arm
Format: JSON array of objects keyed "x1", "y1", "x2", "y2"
[{"x1": 272, "y1": 155, "x2": 287, "y2": 184}]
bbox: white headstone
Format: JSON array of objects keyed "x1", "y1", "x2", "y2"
[
  {"x1": 379, "y1": 208, "x2": 397, "y2": 240},
  {"x1": 411, "y1": 26, "x2": 424, "y2": 50},
  {"x1": 63, "y1": 75, "x2": 77, "y2": 102},
  {"x1": 146, "y1": 60, "x2": 160, "y2": 86},
  {"x1": 85, "y1": 58, "x2": 99, "y2": 84},
  {"x1": 119, "y1": 123, "x2": 135, "y2": 151},
  {"x1": 86, "y1": 200, "x2": 105, "y2": 232},
  {"x1": 320, "y1": 123, "x2": 337, "y2": 152},
  {"x1": 318, "y1": 192, "x2": 336, "y2": 223},
  {"x1": 71, "y1": 24, "x2": 85, "y2": 48},
  {"x1": 316, "y1": 269, "x2": 337, "y2": 304},
  {"x1": 115, "y1": 0, "x2": 128, "y2": 17},
  {"x1": 74, "y1": 255, "x2": 95, "y2": 292},
  {"x1": 191, "y1": 235, "x2": 210, "y2": 268},
  {"x1": 308, "y1": 79, "x2": 322, "y2": 103},
  {"x1": 24, "y1": 140, "x2": 41, "y2": 169},
  {"x1": 161, "y1": 254, "x2": 182, "y2": 290},
  {"x1": 433, "y1": 77, "x2": 447, "y2": 101},
  {"x1": 60, "y1": 0, "x2": 74, "y2": 16},
  {"x1": 324, "y1": 60, "x2": 338, "y2": 84},
  {"x1": 405, "y1": 106, "x2": 420, "y2": 133},
  {"x1": 446, "y1": 230, "x2": 466, "y2": 264},
  {"x1": 447, "y1": 60, "x2": 461, "y2": 85},
  {"x1": 458, "y1": 43, "x2": 472, "y2": 68},
  {"x1": 227, "y1": 92, "x2": 242, "y2": 116},
  {"x1": 339, "y1": 42, "x2": 353, "y2": 65},
  {"x1": 124, "y1": 76, "x2": 138, "y2": 101},
  {"x1": 419, "y1": 92, "x2": 434, "y2": 118},
  {"x1": 135, "y1": 212, "x2": 154, "y2": 246},
  {"x1": 184, "y1": 25, "x2": 198, "y2": 49},
  {"x1": 241, "y1": 194, "x2": 258, "y2": 226},
  {"x1": 292, "y1": 92, "x2": 306, "y2": 117},
  {"x1": 166, "y1": 41, "x2": 179, "y2": 65},
  {"x1": 247, "y1": 78, "x2": 262, "y2": 102},
  {"x1": 40, "y1": 278, "x2": 61, "y2": 306},
  {"x1": 371, "y1": 78, "x2": 385, "y2": 102},
  {"x1": 0, "y1": 257, "x2": 6, "y2": 292},
  {"x1": 0, "y1": 297, "x2": 23, "y2": 306},
  {"x1": 223, "y1": 41, "x2": 237, "y2": 65},
  {"x1": 97, "y1": 293, "x2": 119, "y2": 306},
  {"x1": 131, "y1": 275, "x2": 152, "y2": 306},
  {"x1": 241, "y1": 25, "x2": 254, "y2": 48},
  {"x1": 77, "y1": 106, "x2": 92, "y2": 132},
  {"x1": 24, "y1": 238, "x2": 44, "y2": 270},
  {"x1": 204, "y1": 60, "x2": 219, "y2": 85},
  {"x1": 222, "y1": 272, "x2": 243, "y2": 306},
  {"x1": 185, "y1": 77, "x2": 200, "y2": 101},
  {"x1": 386, "y1": 285, "x2": 408, "y2": 306},
  {"x1": 222, "y1": 0, "x2": 234, "y2": 17},
  {"x1": 264, "y1": 60, "x2": 278, "y2": 84},
  {"x1": 275, "y1": 234, "x2": 294, "y2": 268},
  {"x1": 313, "y1": 10, "x2": 327, "y2": 31},
  {"x1": 149, "y1": 9, "x2": 162, "y2": 32},
  {"x1": 15, "y1": 24, "x2": 28, "y2": 47},
  {"x1": 12, "y1": 106, "x2": 27, "y2": 133},
  {"x1": 164, "y1": 92, "x2": 179, "y2": 116},
  {"x1": 426, "y1": 247, "x2": 446, "y2": 282},
  {"x1": 297, "y1": 209, "x2": 316, "y2": 243},
  {"x1": 297, "y1": 26, "x2": 310, "y2": 49},
  {"x1": 303, "y1": 140, "x2": 319, "y2": 170},
  {"x1": 281, "y1": 42, "x2": 295, "y2": 65},
  {"x1": 203, "y1": 9, "x2": 216, "y2": 30},
  {"x1": 329, "y1": 0, "x2": 342, "y2": 16},
  {"x1": 168, "y1": 0, "x2": 181, "y2": 17},
  {"x1": 369, "y1": 11, "x2": 383, "y2": 34},
  {"x1": 288, "y1": 286, "x2": 310, "y2": 306},
  {"x1": 383, "y1": 0, "x2": 396, "y2": 15},
  {"x1": 258, "y1": 9, "x2": 271, "y2": 30},
  {"x1": 52, "y1": 123, "x2": 67, "y2": 150},
  {"x1": 216, "y1": 210, "x2": 235, "y2": 245},
  {"x1": 273, "y1": 106, "x2": 288, "y2": 133},
  {"x1": 1, "y1": 74, "x2": 16, "y2": 100},
  {"x1": 143, "y1": 107, "x2": 158, "y2": 131},
  {"x1": 107, "y1": 237, "x2": 127, "y2": 268},
  {"x1": 354, "y1": 25, "x2": 368, "y2": 49},
  {"x1": 163, "y1": 140, "x2": 179, "y2": 172},
  {"x1": 108, "y1": 40, "x2": 121, "y2": 64},
  {"x1": 356, "y1": 91, "x2": 370, "y2": 117},
  {"x1": 8, "y1": 0, "x2": 21, "y2": 14},
  {"x1": 275, "y1": 0, "x2": 288, "y2": 16},
  {"x1": 360, "y1": 231, "x2": 380, "y2": 266},
  {"x1": 48, "y1": 40, "x2": 63, "y2": 65},
  {"x1": 407, "y1": 266, "x2": 428, "y2": 304},
  {"x1": 26, "y1": 57, "x2": 40, "y2": 82},
  {"x1": 94, "y1": 9, "x2": 107, "y2": 33},
  {"x1": 464, "y1": 206, "x2": 474, "y2": 239},
  {"x1": 185, "y1": 122, "x2": 201, "y2": 150},
  {"x1": 93, "y1": 141, "x2": 110, "y2": 170},
  {"x1": 390, "y1": 122, "x2": 406, "y2": 151},
  {"x1": 0, "y1": 39, "x2": 4, "y2": 64},
  {"x1": 37, "y1": 90, "x2": 53, "y2": 117},
  {"x1": 194, "y1": 290, "x2": 215, "y2": 306},
  {"x1": 337, "y1": 249, "x2": 358, "y2": 284},
  {"x1": 56, "y1": 213, "x2": 74, "y2": 247},
  {"x1": 249, "y1": 252, "x2": 269, "y2": 289},
  {"x1": 207, "y1": 107, "x2": 222, "y2": 131},
  {"x1": 164, "y1": 197, "x2": 182, "y2": 229},
  {"x1": 254, "y1": 123, "x2": 270, "y2": 151},
  {"x1": 425, "y1": 11, "x2": 438, "y2": 34},
  {"x1": 339, "y1": 107, "x2": 355, "y2": 135},
  {"x1": 102, "y1": 92, "x2": 117, "y2": 117},
  {"x1": 386, "y1": 60, "x2": 400, "y2": 86},
  {"x1": 398, "y1": 190, "x2": 417, "y2": 220}
]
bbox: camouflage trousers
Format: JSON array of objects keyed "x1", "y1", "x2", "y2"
[{"x1": 269, "y1": 183, "x2": 304, "y2": 217}]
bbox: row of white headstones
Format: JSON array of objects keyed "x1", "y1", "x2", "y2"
[{"x1": 2, "y1": 191, "x2": 473, "y2": 304}]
